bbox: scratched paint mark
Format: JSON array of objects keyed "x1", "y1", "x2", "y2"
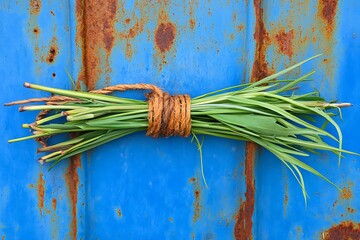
[
  {"x1": 37, "y1": 173, "x2": 45, "y2": 215},
  {"x1": 234, "y1": 142, "x2": 255, "y2": 240},
  {"x1": 275, "y1": 29, "x2": 294, "y2": 58},
  {"x1": 65, "y1": 155, "x2": 81, "y2": 240},
  {"x1": 322, "y1": 221, "x2": 360, "y2": 240},
  {"x1": 189, "y1": 177, "x2": 202, "y2": 222}
]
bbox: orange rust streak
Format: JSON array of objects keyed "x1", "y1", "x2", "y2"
[
  {"x1": 323, "y1": 221, "x2": 360, "y2": 240},
  {"x1": 189, "y1": 177, "x2": 202, "y2": 222},
  {"x1": 234, "y1": 142, "x2": 256, "y2": 240},
  {"x1": 65, "y1": 155, "x2": 81, "y2": 240},
  {"x1": 251, "y1": 0, "x2": 271, "y2": 82},
  {"x1": 234, "y1": 1, "x2": 270, "y2": 238},
  {"x1": 52, "y1": 198, "x2": 57, "y2": 211},
  {"x1": 37, "y1": 173, "x2": 45, "y2": 215},
  {"x1": 318, "y1": 0, "x2": 338, "y2": 38},
  {"x1": 78, "y1": 0, "x2": 118, "y2": 90},
  {"x1": 275, "y1": 29, "x2": 294, "y2": 58}
]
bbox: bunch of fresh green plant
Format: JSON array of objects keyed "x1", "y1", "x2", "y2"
[{"x1": 6, "y1": 56, "x2": 357, "y2": 202}]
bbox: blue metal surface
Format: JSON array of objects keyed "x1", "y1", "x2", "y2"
[{"x1": 1, "y1": 0, "x2": 360, "y2": 239}]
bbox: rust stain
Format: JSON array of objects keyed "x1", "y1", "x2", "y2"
[
  {"x1": 30, "y1": 0, "x2": 41, "y2": 15},
  {"x1": 237, "y1": 24, "x2": 245, "y2": 32},
  {"x1": 188, "y1": 1, "x2": 198, "y2": 30},
  {"x1": 153, "y1": 10, "x2": 177, "y2": 70},
  {"x1": 116, "y1": 208, "x2": 122, "y2": 218},
  {"x1": 318, "y1": 0, "x2": 338, "y2": 38},
  {"x1": 347, "y1": 207, "x2": 355, "y2": 214},
  {"x1": 155, "y1": 21, "x2": 176, "y2": 53},
  {"x1": 33, "y1": 27, "x2": 40, "y2": 36},
  {"x1": 275, "y1": 29, "x2": 294, "y2": 58},
  {"x1": 37, "y1": 173, "x2": 45, "y2": 215},
  {"x1": 168, "y1": 217, "x2": 174, "y2": 222},
  {"x1": 119, "y1": 21, "x2": 145, "y2": 39},
  {"x1": 76, "y1": 0, "x2": 118, "y2": 90},
  {"x1": 52, "y1": 198, "x2": 57, "y2": 211},
  {"x1": 234, "y1": 142, "x2": 255, "y2": 240},
  {"x1": 322, "y1": 221, "x2": 360, "y2": 240},
  {"x1": 46, "y1": 37, "x2": 59, "y2": 64},
  {"x1": 50, "y1": 10, "x2": 55, "y2": 16},
  {"x1": 233, "y1": 1, "x2": 270, "y2": 238},
  {"x1": 341, "y1": 187, "x2": 353, "y2": 200},
  {"x1": 65, "y1": 155, "x2": 81, "y2": 240},
  {"x1": 189, "y1": 177, "x2": 202, "y2": 222},
  {"x1": 251, "y1": 0, "x2": 272, "y2": 82},
  {"x1": 125, "y1": 42, "x2": 133, "y2": 59},
  {"x1": 189, "y1": 19, "x2": 196, "y2": 30}
]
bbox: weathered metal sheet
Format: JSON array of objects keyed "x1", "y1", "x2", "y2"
[{"x1": 1, "y1": 0, "x2": 360, "y2": 239}]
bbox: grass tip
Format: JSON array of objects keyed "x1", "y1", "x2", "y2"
[
  {"x1": 24, "y1": 82, "x2": 31, "y2": 88},
  {"x1": 38, "y1": 159, "x2": 44, "y2": 165},
  {"x1": 19, "y1": 106, "x2": 24, "y2": 112}
]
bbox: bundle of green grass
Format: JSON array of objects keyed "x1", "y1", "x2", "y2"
[{"x1": 6, "y1": 56, "x2": 357, "y2": 202}]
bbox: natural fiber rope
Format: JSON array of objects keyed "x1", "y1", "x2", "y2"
[
  {"x1": 92, "y1": 84, "x2": 191, "y2": 138},
  {"x1": 8, "y1": 83, "x2": 192, "y2": 138}
]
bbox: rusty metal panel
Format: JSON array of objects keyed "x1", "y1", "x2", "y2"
[{"x1": 1, "y1": 0, "x2": 360, "y2": 239}]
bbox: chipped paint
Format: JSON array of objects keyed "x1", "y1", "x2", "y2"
[
  {"x1": 37, "y1": 173, "x2": 45, "y2": 215},
  {"x1": 234, "y1": 142, "x2": 255, "y2": 240},
  {"x1": 65, "y1": 155, "x2": 81, "y2": 240},
  {"x1": 189, "y1": 177, "x2": 202, "y2": 222},
  {"x1": 322, "y1": 221, "x2": 360, "y2": 240},
  {"x1": 275, "y1": 29, "x2": 294, "y2": 58}
]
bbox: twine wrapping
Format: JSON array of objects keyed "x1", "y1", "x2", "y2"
[
  {"x1": 92, "y1": 84, "x2": 191, "y2": 137},
  {"x1": 9, "y1": 83, "x2": 192, "y2": 138}
]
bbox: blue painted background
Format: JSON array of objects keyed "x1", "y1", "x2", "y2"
[{"x1": 1, "y1": 0, "x2": 359, "y2": 239}]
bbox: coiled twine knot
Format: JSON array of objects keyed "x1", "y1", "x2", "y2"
[{"x1": 91, "y1": 83, "x2": 191, "y2": 138}]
